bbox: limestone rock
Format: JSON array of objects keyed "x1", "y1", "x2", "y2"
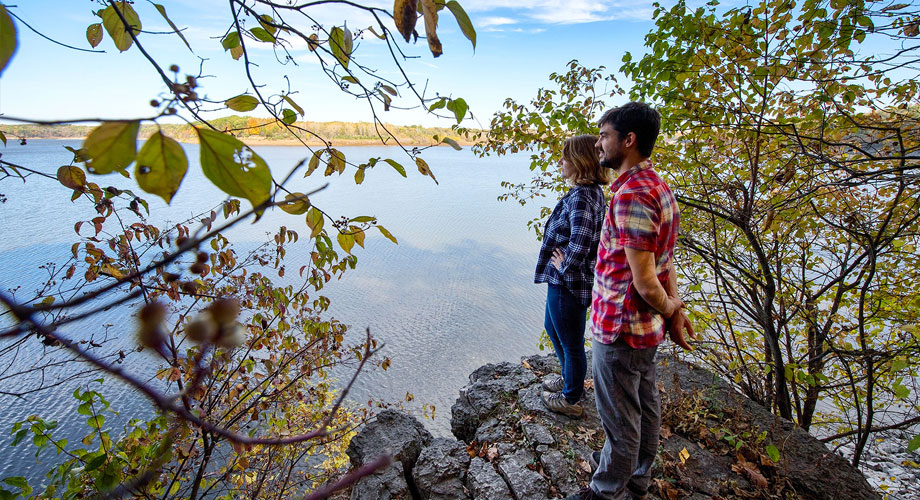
[
  {"x1": 466, "y1": 457, "x2": 512, "y2": 500},
  {"x1": 347, "y1": 409, "x2": 432, "y2": 470},
  {"x1": 413, "y1": 438, "x2": 472, "y2": 500},
  {"x1": 350, "y1": 460, "x2": 411, "y2": 500},
  {"x1": 497, "y1": 449, "x2": 549, "y2": 500},
  {"x1": 451, "y1": 361, "x2": 537, "y2": 441}
]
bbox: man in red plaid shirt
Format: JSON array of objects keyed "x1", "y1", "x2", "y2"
[{"x1": 567, "y1": 102, "x2": 694, "y2": 500}]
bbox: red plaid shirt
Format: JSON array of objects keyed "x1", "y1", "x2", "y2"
[{"x1": 591, "y1": 160, "x2": 680, "y2": 348}]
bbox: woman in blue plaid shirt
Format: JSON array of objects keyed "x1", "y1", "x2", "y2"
[{"x1": 534, "y1": 135, "x2": 610, "y2": 417}]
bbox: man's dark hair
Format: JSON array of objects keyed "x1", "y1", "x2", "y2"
[{"x1": 597, "y1": 102, "x2": 661, "y2": 158}]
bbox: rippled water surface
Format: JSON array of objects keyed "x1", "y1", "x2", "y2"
[{"x1": 0, "y1": 139, "x2": 550, "y2": 480}]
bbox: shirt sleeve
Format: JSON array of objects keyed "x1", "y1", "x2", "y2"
[
  {"x1": 614, "y1": 189, "x2": 659, "y2": 252},
  {"x1": 557, "y1": 190, "x2": 597, "y2": 276}
]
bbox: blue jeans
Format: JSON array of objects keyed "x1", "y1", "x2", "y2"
[
  {"x1": 590, "y1": 338, "x2": 660, "y2": 499},
  {"x1": 544, "y1": 284, "x2": 588, "y2": 404}
]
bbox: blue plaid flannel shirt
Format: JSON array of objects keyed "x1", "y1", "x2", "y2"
[{"x1": 534, "y1": 183, "x2": 607, "y2": 306}]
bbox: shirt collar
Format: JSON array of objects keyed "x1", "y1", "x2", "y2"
[{"x1": 610, "y1": 159, "x2": 653, "y2": 193}]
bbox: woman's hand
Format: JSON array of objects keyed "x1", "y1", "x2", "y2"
[{"x1": 551, "y1": 248, "x2": 565, "y2": 271}]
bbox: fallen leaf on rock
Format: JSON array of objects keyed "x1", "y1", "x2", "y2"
[
  {"x1": 486, "y1": 444, "x2": 499, "y2": 462},
  {"x1": 660, "y1": 425, "x2": 673, "y2": 439},
  {"x1": 584, "y1": 379, "x2": 594, "y2": 390},
  {"x1": 679, "y1": 447, "x2": 690, "y2": 464},
  {"x1": 466, "y1": 441, "x2": 479, "y2": 458},
  {"x1": 522, "y1": 359, "x2": 532, "y2": 369},
  {"x1": 732, "y1": 461, "x2": 768, "y2": 488},
  {"x1": 578, "y1": 459, "x2": 593, "y2": 474},
  {"x1": 655, "y1": 478, "x2": 680, "y2": 500}
]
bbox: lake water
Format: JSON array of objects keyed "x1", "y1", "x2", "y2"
[{"x1": 0, "y1": 139, "x2": 550, "y2": 480}]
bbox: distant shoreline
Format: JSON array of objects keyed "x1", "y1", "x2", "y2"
[
  {"x1": 1, "y1": 117, "x2": 481, "y2": 148},
  {"x1": 22, "y1": 136, "x2": 478, "y2": 147}
]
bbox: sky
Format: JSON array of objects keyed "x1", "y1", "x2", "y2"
[{"x1": 0, "y1": 0, "x2": 674, "y2": 129}]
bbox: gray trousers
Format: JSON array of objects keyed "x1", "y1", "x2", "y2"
[{"x1": 590, "y1": 339, "x2": 660, "y2": 499}]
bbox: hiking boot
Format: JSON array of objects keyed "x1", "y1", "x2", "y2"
[
  {"x1": 542, "y1": 390, "x2": 584, "y2": 417},
  {"x1": 565, "y1": 487, "x2": 600, "y2": 500},
  {"x1": 542, "y1": 374, "x2": 564, "y2": 392}
]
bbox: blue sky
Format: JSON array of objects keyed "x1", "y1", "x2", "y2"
[{"x1": 0, "y1": 0, "x2": 671, "y2": 128}]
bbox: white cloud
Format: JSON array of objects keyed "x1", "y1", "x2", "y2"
[
  {"x1": 462, "y1": 0, "x2": 654, "y2": 25},
  {"x1": 478, "y1": 17, "x2": 518, "y2": 28}
]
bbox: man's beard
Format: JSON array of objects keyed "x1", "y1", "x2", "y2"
[{"x1": 599, "y1": 151, "x2": 623, "y2": 169}]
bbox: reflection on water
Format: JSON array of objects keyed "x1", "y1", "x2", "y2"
[{"x1": 0, "y1": 140, "x2": 551, "y2": 479}]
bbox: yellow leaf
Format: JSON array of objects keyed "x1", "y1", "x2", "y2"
[
  {"x1": 101, "y1": 2, "x2": 141, "y2": 52},
  {"x1": 393, "y1": 0, "x2": 418, "y2": 42},
  {"x1": 679, "y1": 447, "x2": 690, "y2": 464},
  {"x1": 0, "y1": 5, "x2": 17, "y2": 77},
  {"x1": 418, "y1": 0, "x2": 442, "y2": 57},
  {"x1": 84, "y1": 121, "x2": 140, "y2": 174},
  {"x1": 136, "y1": 131, "x2": 188, "y2": 203}
]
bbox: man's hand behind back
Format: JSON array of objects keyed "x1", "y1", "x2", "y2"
[{"x1": 668, "y1": 309, "x2": 695, "y2": 351}]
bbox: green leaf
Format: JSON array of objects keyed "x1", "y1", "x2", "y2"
[
  {"x1": 329, "y1": 26, "x2": 352, "y2": 68},
  {"x1": 57, "y1": 166, "x2": 87, "y2": 191},
  {"x1": 765, "y1": 444, "x2": 780, "y2": 463},
  {"x1": 351, "y1": 216, "x2": 375, "y2": 223},
  {"x1": 196, "y1": 128, "x2": 272, "y2": 214},
  {"x1": 10, "y1": 429, "x2": 27, "y2": 446},
  {"x1": 0, "y1": 5, "x2": 18, "y2": 77},
  {"x1": 250, "y1": 27, "x2": 276, "y2": 43},
  {"x1": 377, "y1": 225, "x2": 398, "y2": 244},
  {"x1": 354, "y1": 167, "x2": 365, "y2": 184},
  {"x1": 83, "y1": 121, "x2": 140, "y2": 174},
  {"x1": 284, "y1": 95, "x2": 304, "y2": 116},
  {"x1": 342, "y1": 75, "x2": 360, "y2": 84},
  {"x1": 87, "y1": 414, "x2": 105, "y2": 429},
  {"x1": 0, "y1": 131, "x2": 6, "y2": 146},
  {"x1": 281, "y1": 108, "x2": 297, "y2": 125},
  {"x1": 893, "y1": 383, "x2": 910, "y2": 399},
  {"x1": 278, "y1": 193, "x2": 310, "y2": 215},
  {"x1": 135, "y1": 131, "x2": 188, "y2": 203},
  {"x1": 909, "y1": 434, "x2": 920, "y2": 452},
  {"x1": 383, "y1": 158, "x2": 407, "y2": 177},
  {"x1": 305, "y1": 207, "x2": 324, "y2": 238},
  {"x1": 153, "y1": 3, "x2": 191, "y2": 52},
  {"x1": 445, "y1": 1, "x2": 475, "y2": 49},
  {"x1": 429, "y1": 98, "x2": 447, "y2": 111},
  {"x1": 101, "y1": 2, "x2": 141, "y2": 52},
  {"x1": 222, "y1": 31, "x2": 240, "y2": 50},
  {"x1": 86, "y1": 23, "x2": 103, "y2": 48},
  {"x1": 258, "y1": 15, "x2": 277, "y2": 35},
  {"x1": 85, "y1": 453, "x2": 107, "y2": 471},
  {"x1": 2, "y1": 478, "x2": 28, "y2": 491},
  {"x1": 225, "y1": 94, "x2": 259, "y2": 112},
  {"x1": 445, "y1": 98, "x2": 468, "y2": 123},
  {"x1": 441, "y1": 137, "x2": 462, "y2": 150}
]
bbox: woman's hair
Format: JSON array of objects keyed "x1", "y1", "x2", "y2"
[{"x1": 562, "y1": 134, "x2": 609, "y2": 185}]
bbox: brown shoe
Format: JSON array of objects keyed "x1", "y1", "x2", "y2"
[
  {"x1": 541, "y1": 391, "x2": 584, "y2": 417},
  {"x1": 565, "y1": 487, "x2": 600, "y2": 499},
  {"x1": 542, "y1": 374, "x2": 564, "y2": 392}
]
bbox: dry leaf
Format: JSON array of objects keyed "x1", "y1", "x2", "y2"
[
  {"x1": 732, "y1": 462, "x2": 769, "y2": 488},
  {"x1": 583, "y1": 378, "x2": 594, "y2": 390},
  {"x1": 655, "y1": 478, "x2": 680, "y2": 500},
  {"x1": 521, "y1": 359, "x2": 532, "y2": 369},
  {"x1": 577, "y1": 459, "x2": 593, "y2": 474},
  {"x1": 679, "y1": 447, "x2": 690, "y2": 464},
  {"x1": 486, "y1": 445, "x2": 499, "y2": 462},
  {"x1": 660, "y1": 425, "x2": 673, "y2": 440}
]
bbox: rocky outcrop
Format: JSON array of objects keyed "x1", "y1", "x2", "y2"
[{"x1": 346, "y1": 354, "x2": 882, "y2": 500}]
